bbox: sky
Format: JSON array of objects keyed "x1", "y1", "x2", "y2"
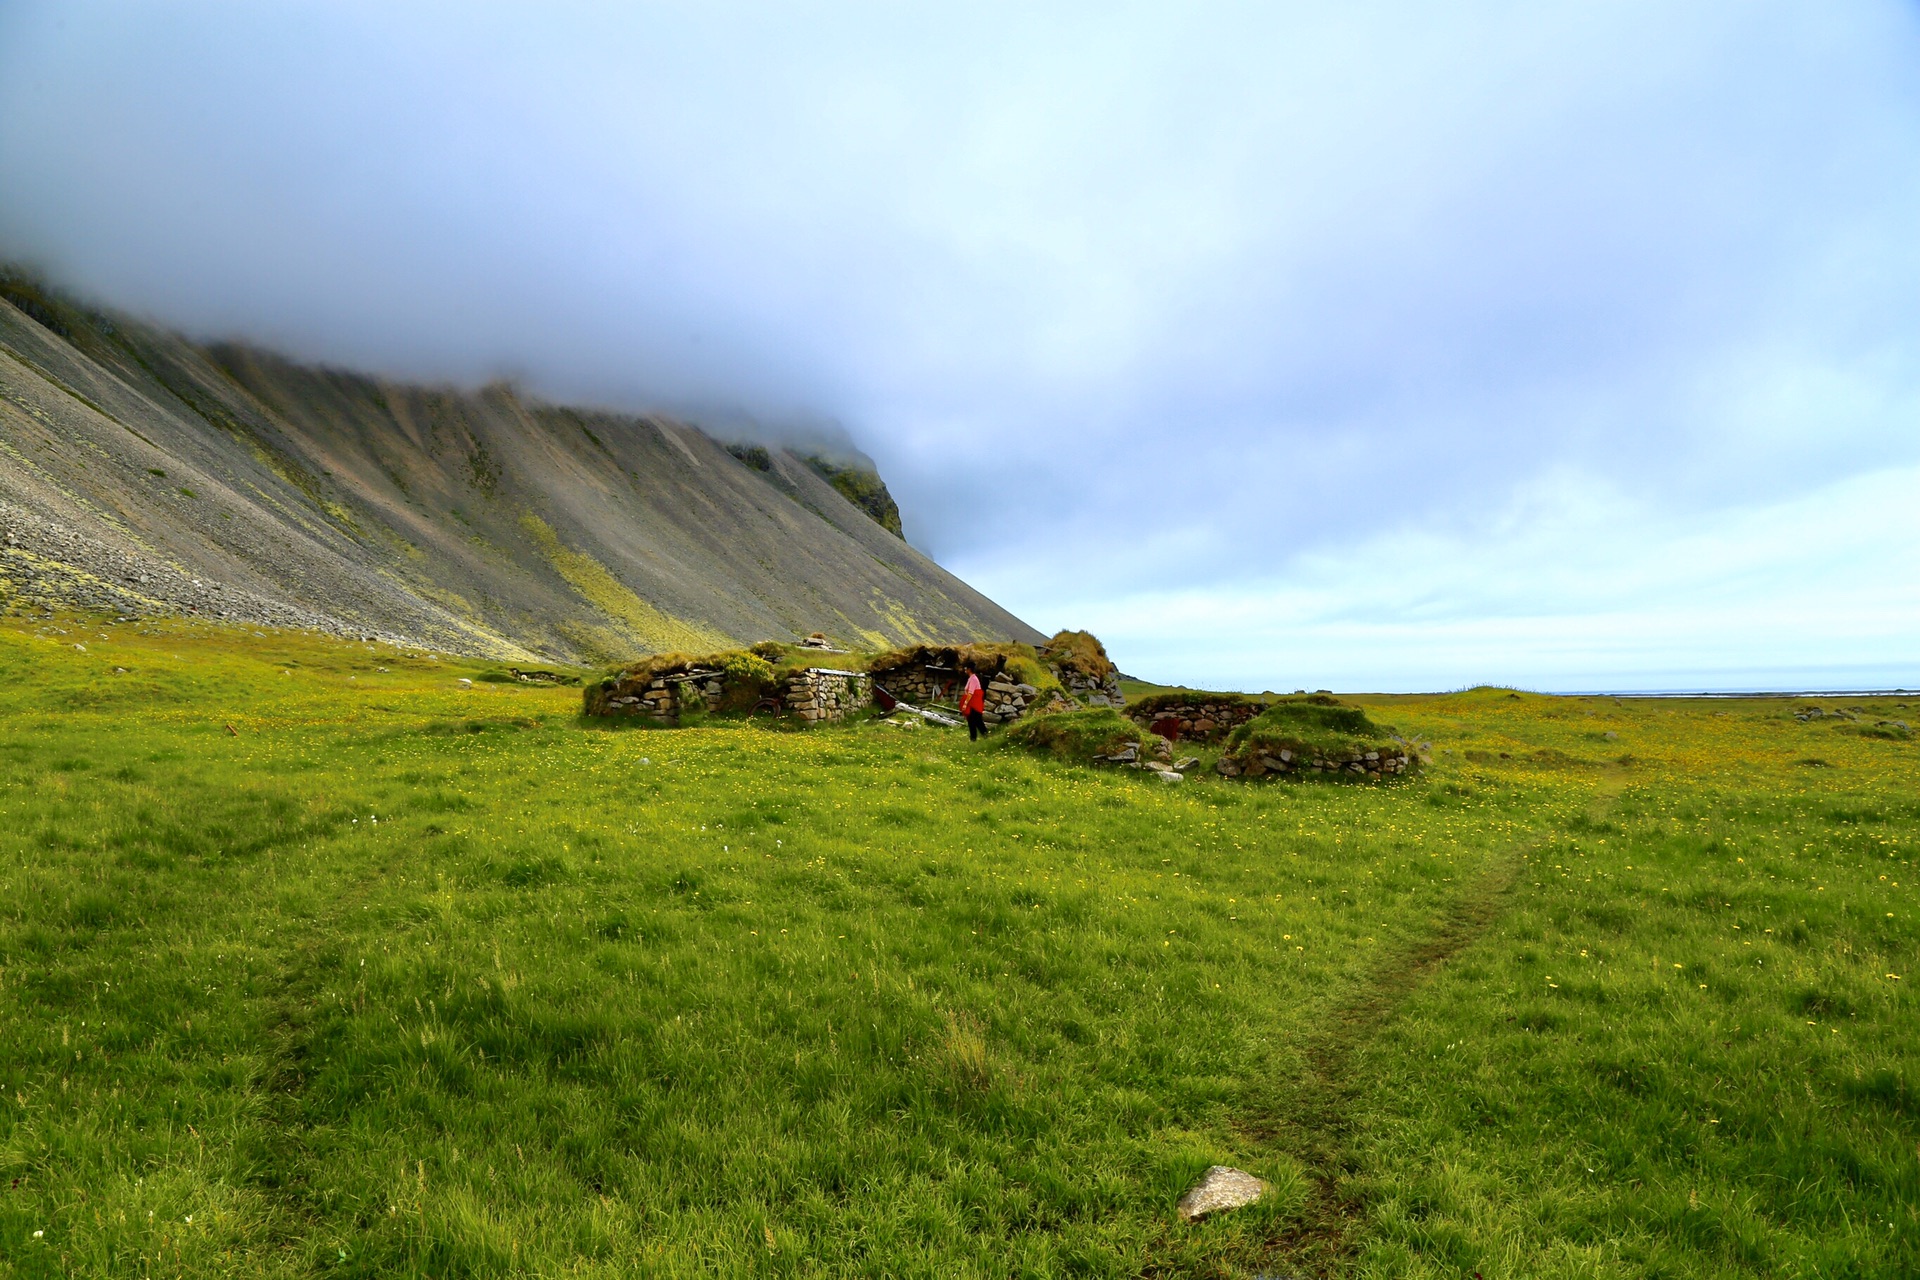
[{"x1": 2, "y1": 2, "x2": 1917, "y2": 692}]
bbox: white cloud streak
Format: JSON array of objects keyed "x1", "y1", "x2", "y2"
[{"x1": 1053, "y1": 464, "x2": 1920, "y2": 692}]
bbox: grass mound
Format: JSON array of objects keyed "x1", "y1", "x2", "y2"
[
  {"x1": 1221, "y1": 696, "x2": 1411, "y2": 779},
  {"x1": 1038, "y1": 629, "x2": 1118, "y2": 683},
  {"x1": 1004, "y1": 707, "x2": 1149, "y2": 760},
  {"x1": 585, "y1": 648, "x2": 780, "y2": 715},
  {"x1": 475, "y1": 667, "x2": 582, "y2": 686},
  {"x1": 1231, "y1": 697, "x2": 1383, "y2": 743},
  {"x1": 747, "y1": 638, "x2": 843, "y2": 669}
]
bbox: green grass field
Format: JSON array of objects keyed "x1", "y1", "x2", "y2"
[{"x1": 0, "y1": 616, "x2": 1913, "y2": 1277}]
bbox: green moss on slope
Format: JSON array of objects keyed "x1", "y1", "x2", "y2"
[
  {"x1": 804, "y1": 455, "x2": 904, "y2": 538},
  {"x1": 519, "y1": 513, "x2": 730, "y2": 656}
]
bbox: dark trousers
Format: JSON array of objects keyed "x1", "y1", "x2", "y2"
[{"x1": 967, "y1": 709, "x2": 986, "y2": 740}]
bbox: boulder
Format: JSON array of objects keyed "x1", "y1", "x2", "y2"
[{"x1": 1177, "y1": 1166, "x2": 1265, "y2": 1222}]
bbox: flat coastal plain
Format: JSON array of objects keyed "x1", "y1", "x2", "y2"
[{"x1": 0, "y1": 616, "x2": 1913, "y2": 1278}]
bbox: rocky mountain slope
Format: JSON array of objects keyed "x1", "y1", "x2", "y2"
[{"x1": 0, "y1": 274, "x2": 1039, "y2": 661}]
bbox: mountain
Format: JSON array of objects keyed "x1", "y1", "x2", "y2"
[{"x1": 0, "y1": 273, "x2": 1040, "y2": 661}]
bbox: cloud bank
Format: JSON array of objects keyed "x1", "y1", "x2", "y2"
[{"x1": 2, "y1": 2, "x2": 1917, "y2": 689}]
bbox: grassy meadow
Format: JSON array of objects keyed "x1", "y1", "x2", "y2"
[{"x1": 0, "y1": 616, "x2": 1913, "y2": 1278}]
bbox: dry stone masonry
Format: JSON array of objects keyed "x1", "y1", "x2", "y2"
[
  {"x1": 784, "y1": 667, "x2": 870, "y2": 722},
  {"x1": 583, "y1": 633, "x2": 1122, "y2": 734},
  {"x1": 867, "y1": 655, "x2": 965, "y2": 708},
  {"x1": 1216, "y1": 743, "x2": 1413, "y2": 780},
  {"x1": 982, "y1": 673, "x2": 1040, "y2": 724},
  {"x1": 1037, "y1": 629, "x2": 1125, "y2": 708},
  {"x1": 1090, "y1": 737, "x2": 1191, "y2": 782},
  {"x1": 867, "y1": 647, "x2": 1057, "y2": 725},
  {"x1": 589, "y1": 657, "x2": 873, "y2": 725},
  {"x1": 1129, "y1": 699, "x2": 1262, "y2": 742},
  {"x1": 866, "y1": 652, "x2": 1027, "y2": 721},
  {"x1": 1052, "y1": 664, "x2": 1125, "y2": 708},
  {"x1": 591, "y1": 665, "x2": 733, "y2": 723}
]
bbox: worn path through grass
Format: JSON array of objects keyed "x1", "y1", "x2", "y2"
[
  {"x1": 1312, "y1": 700, "x2": 1917, "y2": 1278},
  {"x1": 1248, "y1": 770, "x2": 1634, "y2": 1276}
]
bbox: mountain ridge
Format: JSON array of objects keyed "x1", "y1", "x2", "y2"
[{"x1": 0, "y1": 273, "x2": 1040, "y2": 660}]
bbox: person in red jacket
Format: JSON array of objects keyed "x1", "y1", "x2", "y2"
[{"x1": 960, "y1": 662, "x2": 987, "y2": 740}]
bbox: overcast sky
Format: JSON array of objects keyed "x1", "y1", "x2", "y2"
[{"x1": 3, "y1": 2, "x2": 1917, "y2": 691}]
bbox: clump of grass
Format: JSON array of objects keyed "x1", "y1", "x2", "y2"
[
  {"x1": 715, "y1": 648, "x2": 777, "y2": 686},
  {"x1": 1004, "y1": 707, "x2": 1147, "y2": 759},
  {"x1": 937, "y1": 1010, "x2": 992, "y2": 1093},
  {"x1": 1232, "y1": 697, "x2": 1384, "y2": 741}
]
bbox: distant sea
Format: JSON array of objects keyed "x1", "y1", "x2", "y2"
[{"x1": 1553, "y1": 688, "x2": 1912, "y2": 699}]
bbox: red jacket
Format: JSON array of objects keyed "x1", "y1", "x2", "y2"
[{"x1": 961, "y1": 673, "x2": 984, "y2": 714}]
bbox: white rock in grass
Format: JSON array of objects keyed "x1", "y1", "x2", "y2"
[{"x1": 1177, "y1": 1166, "x2": 1265, "y2": 1221}]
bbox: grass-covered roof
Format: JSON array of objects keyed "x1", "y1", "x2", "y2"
[{"x1": 1037, "y1": 630, "x2": 1118, "y2": 682}]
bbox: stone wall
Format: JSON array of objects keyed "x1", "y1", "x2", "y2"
[
  {"x1": 1216, "y1": 744, "x2": 1413, "y2": 780},
  {"x1": 981, "y1": 673, "x2": 1042, "y2": 724},
  {"x1": 869, "y1": 657, "x2": 1046, "y2": 724},
  {"x1": 867, "y1": 658, "x2": 965, "y2": 707},
  {"x1": 589, "y1": 661, "x2": 875, "y2": 726},
  {"x1": 1129, "y1": 700, "x2": 1262, "y2": 742},
  {"x1": 1052, "y1": 664, "x2": 1125, "y2": 708},
  {"x1": 592, "y1": 666, "x2": 732, "y2": 723},
  {"x1": 785, "y1": 667, "x2": 870, "y2": 722}
]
